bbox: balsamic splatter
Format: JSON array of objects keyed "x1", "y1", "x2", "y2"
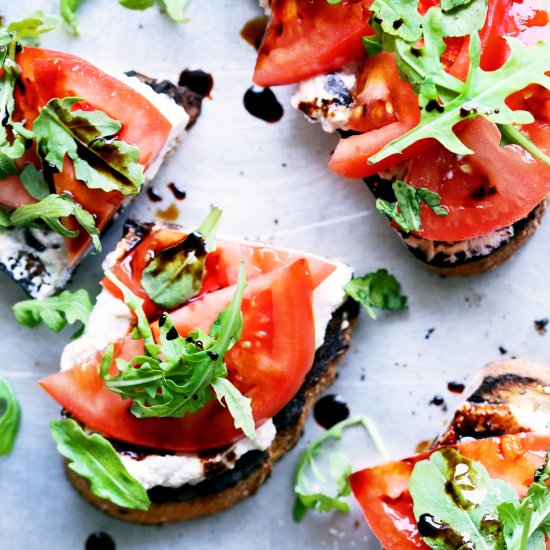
[
  {"x1": 85, "y1": 532, "x2": 115, "y2": 550},
  {"x1": 243, "y1": 86, "x2": 284, "y2": 123},
  {"x1": 314, "y1": 394, "x2": 350, "y2": 429}
]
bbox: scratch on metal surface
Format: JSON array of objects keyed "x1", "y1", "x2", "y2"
[{"x1": 265, "y1": 210, "x2": 372, "y2": 239}]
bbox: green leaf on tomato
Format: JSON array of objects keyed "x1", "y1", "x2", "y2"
[
  {"x1": 50, "y1": 418, "x2": 151, "y2": 510},
  {"x1": 33, "y1": 97, "x2": 145, "y2": 196},
  {"x1": 141, "y1": 207, "x2": 221, "y2": 310}
]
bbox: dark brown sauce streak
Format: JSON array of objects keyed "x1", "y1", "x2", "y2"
[
  {"x1": 447, "y1": 381, "x2": 465, "y2": 394},
  {"x1": 314, "y1": 394, "x2": 350, "y2": 429},
  {"x1": 179, "y1": 69, "x2": 214, "y2": 98},
  {"x1": 417, "y1": 514, "x2": 471, "y2": 548},
  {"x1": 440, "y1": 447, "x2": 481, "y2": 510},
  {"x1": 240, "y1": 16, "x2": 268, "y2": 50},
  {"x1": 85, "y1": 531, "x2": 116, "y2": 550},
  {"x1": 167, "y1": 182, "x2": 186, "y2": 200},
  {"x1": 146, "y1": 187, "x2": 162, "y2": 202},
  {"x1": 243, "y1": 86, "x2": 284, "y2": 123},
  {"x1": 155, "y1": 203, "x2": 179, "y2": 222}
]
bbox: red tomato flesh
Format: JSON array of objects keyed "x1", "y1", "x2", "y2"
[
  {"x1": 350, "y1": 433, "x2": 550, "y2": 549},
  {"x1": 254, "y1": 0, "x2": 374, "y2": 87},
  {"x1": 40, "y1": 260, "x2": 317, "y2": 452},
  {"x1": 0, "y1": 47, "x2": 173, "y2": 260},
  {"x1": 406, "y1": 117, "x2": 550, "y2": 241},
  {"x1": 102, "y1": 225, "x2": 337, "y2": 319}
]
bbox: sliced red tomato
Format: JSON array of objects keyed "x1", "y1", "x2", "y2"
[
  {"x1": 254, "y1": 0, "x2": 374, "y2": 87},
  {"x1": 40, "y1": 260, "x2": 317, "y2": 452},
  {"x1": 329, "y1": 53, "x2": 431, "y2": 179},
  {"x1": 350, "y1": 433, "x2": 550, "y2": 549},
  {"x1": 102, "y1": 226, "x2": 337, "y2": 319},
  {"x1": 406, "y1": 117, "x2": 550, "y2": 241},
  {"x1": 2, "y1": 47, "x2": 174, "y2": 259}
]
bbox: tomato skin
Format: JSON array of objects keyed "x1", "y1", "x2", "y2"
[
  {"x1": 350, "y1": 433, "x2": 550, "y2": 549},
  {"x1": 40, "y1": 260, "x2": 317, "y2": 452},
  {"x1": 3, "y1": 47, "x2": 174, "y2": 260},
  {"x1": 102, "y1": 226, "x2": 337, "y2": 319},
  {"x1": 329, "y1": 53, "x2": 427, "y2": 179},
  {"x1": 407, "y1": 117, "x2": 550, "y2": 241},
  {"x1": 254, "y1": 0, "x2": 373, "y2": 87}
]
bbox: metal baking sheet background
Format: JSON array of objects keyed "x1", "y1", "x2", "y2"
[{"x1": 1, "y1": 1, "x2": 550, "y2": 548}]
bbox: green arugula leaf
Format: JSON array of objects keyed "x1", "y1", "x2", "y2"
[
  {"x1": 119, "y1": 0, "x2": 191, "y2": 22},
  {"x1": 0, "y1": 378, "x2": 21, "y2": 456},
  {"x1": 369, "y1": 0, "x2": 424, "y2": 43},
  {"x1": 0, "y1": 209, "x2": 11, "y2": 227},
  {"x1": 33, "y1": 97, "x2": 145, "y2": 196},
  {"x1": 0, "y1": 13, "x2": 57, "y2": 177},
  {"x1": 370, "y1": 8, "x2": 550, "y2": 165},
  {"x1": 141, "y1": 207, "x2": 222, "y2": 310},
  {"x1": 499, "y1": 449, "x2": 550, "y2": 549},
  {"x1": 293, "y1": 416, "x2": 389, "y2": 522},
  {"x1": 102, "y1": 264, "x2": 255, "y2": 439},
  {"x1": 13, "y1": 289, "x2": 93, "y2": 333},
  {"x1": 410, "y1": 448, "x2": 519, "y2": 550},
  {"x1": 10, "y1": 193, "x2": 101, "y2": 253},
  {"x1": 439, "y1": 0, "x2": 488, "y2": 37},
  {"x1": 211, "y1": 377, "x2": 254, "y2": 440},
  {"x1": 119, "y1": 0, "x2": 157, "y2": 9},
  {"x1": 19, "y1": 164, "x2": 50, "y2": 201},
  {"x1": 376, "y1": 179, "x2": 448, "y2": 233},
  {"x1": 50, "y1": 418, "x2": 151, "y2": 510},
  {"x1": 159, "y1": 0, "x2": 191, "y2": 23},
  {"x1": 344, "y1": 268, "x2": 407, "y2": 319},
  {"x1": 60, "y1": 0, "x2": 84, "y2": 35}
]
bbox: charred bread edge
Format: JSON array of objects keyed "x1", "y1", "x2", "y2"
[
  {"x1": 436, "y1": 358, "x2": 550, "y2": 446},
  {"x1": 64, "y1": 296, "x2": 360, "y2": 524},
  {"x1": 0, "y1": 71, "x2": 210, "y2": 299},
  {"x1": 365, "y1": 174, "x2": 548, "y2": 277}
]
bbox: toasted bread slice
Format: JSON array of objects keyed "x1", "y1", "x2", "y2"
[
  {"x1": 436, "y1": 358, "x2": 550, "y2": 446},
  {"x1": 366, "y1": 176, "x2": 548, "y2": 277},
  {"x1": 64, "y1": 299, "x2": 359, "y2": 524}
]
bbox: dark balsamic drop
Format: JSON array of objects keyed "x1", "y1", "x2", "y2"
[
  {"x1": 314, "y1": 394, "x2": 350, "y2": 429},
  {"x1": 179, "y1": 69, "x2": 214, "y2": 98},
  {"x1": 240, "y1": 16, "x2": 268, "y2": 50},
  {"x1": 85, "y1": 531, "x2": 115, "y2": 550},
  {"x1": 447, "y1": 381, "x2": 465, "y2": 394},
  {"x1": 167, "y1": 182, "x2": 186, "y2": 200},
  {"x1": 243, "y1": 86, "x2": 284, "y2": 123},
  {"x1": 146, "y1": 187, "x2": 162, "y2": 202}
]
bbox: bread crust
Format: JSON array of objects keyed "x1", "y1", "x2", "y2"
[
  {"x1": 436, "y1": 358, "x2": 550, "y2": 446},
  {"x1": 63, "y1": 301, "x2": 358, "y2": 524},
  {"x1": 415, "y1": 199, "x2": 548, "y2": 277}
]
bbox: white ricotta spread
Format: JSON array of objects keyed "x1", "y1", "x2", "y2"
[
  {"x1": 60, "y1": 290, "x2": 133, "y2": 370},
  {"x1": 313, "y1": 261, "x2": 354, "y2": 349},
  {"x1": 121, "y1": 419, "x2": 277, "y2": 490},
  {"x1": 509, "y1": 404, "x2": 550, "y2": 434},
  {"x1": 0, "y1": 228, "x2": 71, "y2": 299},
  {"x1": 403, "y1": 226, "x2": 515, "y2": 264},
  {"x1": 258, "y1": 0, "x2": 272, "y2": 15},
  {"x1": 116, "y1": 73, "x2": 190, "y2": 183},
  {"x1": 61, "y1": 247, "x2": 353, "y2": 489},
  {"x1": 291, "y1": 68, "x2": 357, "y2": 133}
]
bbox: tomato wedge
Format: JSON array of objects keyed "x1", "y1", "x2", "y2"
[
  {"x1": 329, "y1": 53, "x2": 429, "y2": 179},
  {"x1": 406, "y1": 117, "x2": 550, "y2": 241},
  {"x1": 40, "y1": 260, "x2": 317, "y2": 452},
  {"x1": 350, "y1": 433, "x2": 550, "y2": 549},
  {"x1": 254, "y1": 0, "x2": 374, "y2": 87},
  {"x1": 102, "y1": 225, "x2": 337, "y2": 319},
  {"x1": 1, "y1": 47, "x2": 174, "y2": 260}
]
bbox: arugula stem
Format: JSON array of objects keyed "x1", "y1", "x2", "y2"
[
  {"x1": 498, "y1": 124, "x2": 550, "y2": 166},
  {"x1": 520, "y1": 504, "x2": 534, "y2": 550}
]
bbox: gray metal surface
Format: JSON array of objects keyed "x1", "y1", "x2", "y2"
[{"x1": 1, "y1": 1, "x2": 549, "y2": 548}]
